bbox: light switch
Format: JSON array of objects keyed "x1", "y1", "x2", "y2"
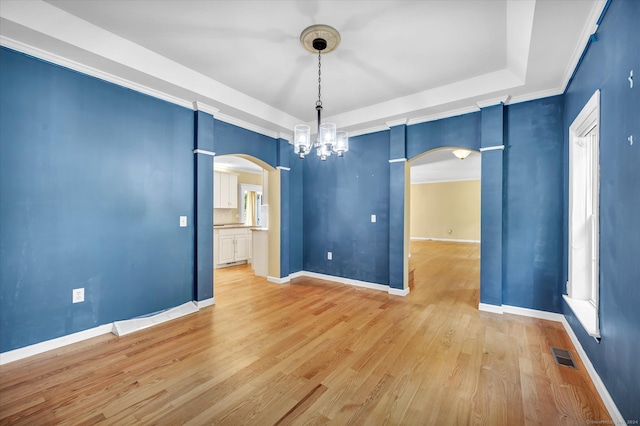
[
  {"x1": 180, "y1": 216, "x2": 187, "y2": 227},
  {"x1": 327, "y1": 251, "x2": 332, "y2": 260},
  {"x1": 371, "y1": 214, "x2": 376, "y2": 223}
]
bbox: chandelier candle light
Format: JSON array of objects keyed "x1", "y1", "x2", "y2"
[{"x1": 294, "y1": 25, "x2": 348, "y2": 160}]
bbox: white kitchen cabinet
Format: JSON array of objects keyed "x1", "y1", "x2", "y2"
[
  {"x1": 234, "y1": 233, "x2": 248, "y2": 261},
  {"x1": 214, "y1": 171, "x2": 238, "y2": 209},
  {"x1": 214, "y1": 227, "x2": 250, "y2": 267},
  {"x1": 218, "y1": 234, "x2": 236, "y2": 264}
]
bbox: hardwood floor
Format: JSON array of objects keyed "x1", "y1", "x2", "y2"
[{"x1": 0, "y1": 241, "x2": 610, "y2": 425}]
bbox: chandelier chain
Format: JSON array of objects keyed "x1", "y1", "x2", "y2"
[{"x1": 316, "y1": 51, "x2": 322, "y2": 107}]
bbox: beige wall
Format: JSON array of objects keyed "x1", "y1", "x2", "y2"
[
  {"x1": 410, "y1": 180, "x2": 481, "y2": 241},
  {"x1": 267, "y1": 169, "x2": 280, "y2": 278}
]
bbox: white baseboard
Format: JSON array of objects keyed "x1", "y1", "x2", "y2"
[
  {"x1": 502, "y1": 304, "x2": 565, "y2": 322},
  {"x1": 389, "y1": 287, "x2": 410, "y2": 296},
  {"x1": 289, "y1": 271, "x2": 305, "y2": 279},
  {"x1": 411, "y1": 237, "x2": 480, "y2": 243},
  {"x1": 0, "y1": 323, "x2": 113, "y2": 365},
  {"x1": 478, "y1": 303, "x2": 504, "y2": 314},
  {"x1": 112, "y1": 302, "x2": 199, "y2": 337},
  {"x1": 560, "y1": 317, "x2": 624, "y2": 423},
  {"x1": 300, "y1": 271, "x2": 389, "y2": 292},
  {"x1": 477, "y1": 302, "x2": 623, "y2": 423},
  {"x1": 267, "y1": 275, "x2": 290, "y2": 284},
  {"x1": 287, "y1": 270, "x2": 409, "y2": 297},
  {"x1": 196, "y1": 297, "x2": 215, "y2": 309},
  {"x1": 1, "y1": 299, "x2": 210, "y2": 365}
]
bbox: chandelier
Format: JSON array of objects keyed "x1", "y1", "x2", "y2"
[{"x1": 293, "y1": 25, "x2": 349, "y2": 160}]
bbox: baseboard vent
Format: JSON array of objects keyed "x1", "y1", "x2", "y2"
[{"x1": 551, "y1": 347, "x2": 578, "y2": 369}]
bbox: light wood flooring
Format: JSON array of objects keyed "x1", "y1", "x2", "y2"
[{"x1": 0, "y1": 241, "x2": 610, "y2": 424}]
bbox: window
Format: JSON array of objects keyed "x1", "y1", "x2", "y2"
[
  {"x1": 238, "y1": 184, "x2": 263, "y2": 226},
  {"x1": 564, "y1": 90, "x2": 600, "y2": 338}
]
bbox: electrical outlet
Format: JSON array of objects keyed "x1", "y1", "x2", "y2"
[
  {"x1": 179, "y1": 216, "x2": 187, "y2": 227},
  {"x1": 371, "y1": 214, "x2": 376, "y2": 223},
  {"x1": 327, "y1": 251, "x2": 332, "y2": 260},
  {"x1": 72, "y1": 288, "x2": 84, "y2": 303}
]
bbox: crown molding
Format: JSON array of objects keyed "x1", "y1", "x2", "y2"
[
  {"x1": 278, "y1": 132, "x2": 292, "y2": 143},
  {"x1": 1, "y1": 37, "x2": 285, "y2": 142},
  {"x1": 508, "y1": 86, "x2": 564, "y2": 105},
  {"x1": 476, "y1": 95, "x2": 511, "y2": 109},
  {"x1": 560, "y1": 0, "x2": 607, "y2": 92},
  {"x1": 408, "y1": 105, "x2": 481, "y2": 126},
  {"x1": 348, "y1": 125, "x2": 390, "y2": 138},
  {"x1": 385, "y1": 118, "x2": 408, "y2": 128},
  {"x1": 192, "y1": 101, "x2": 219, "y2": 115},
  {"x1": 1, "y1": 36, "x2": 193, "y2": 109},
  {"x1": 213, "y1": 112, "x2": 278, "y2": 140}
]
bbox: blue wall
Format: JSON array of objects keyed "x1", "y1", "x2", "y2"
[
  {"x1": 194, "y1": 111, "x2": 215, "y2": 301},
  {"x1": 2, "y1": 3, "x2": 638, "y2": 417},
  {"x1": 213, "y1": 120, "x2": 277, "y2": 168},
  {"x1": 562, "y1": 0, "x2": 640, "y2": 419},
  {"x1": 479, "y1": 105, "x2": 505, "y2": 306},
  {"x1": 303, "y1": 131, "x2": 390, "y2": 284},
  {"x1": 503, "y1": 96, "x2": 565, "y2": 312},
  {"x1": 406, "y1": 112, "x2": 481, "y2": 159},
  {"x1": 0, "y1": 48, "x2": 195, "y2": 352}
]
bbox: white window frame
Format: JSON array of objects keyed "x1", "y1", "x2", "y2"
[
  {"x1": 564, "y1": 89, "x2": 600, "y2": 339},
  {"x1": 238, "y1": 184, "x2": 262, "y2": 225}
]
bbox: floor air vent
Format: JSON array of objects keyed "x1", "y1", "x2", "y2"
[{"x1": 551, "y1": 347, "x2": 578, "y2": 369}]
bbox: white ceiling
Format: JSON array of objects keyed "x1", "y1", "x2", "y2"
[
  {"x1": 410, "y1": 149, "x2": 481, "y2": 184},
  {"x1": 214, "y1": 155, "x2": 263, "y2": 175},
  {"x1": 0, "y1": 0, "x2": 603, "y2": 182},
  {"x1": 0, "y1": 0, "x2": 605, "y2": 139}
]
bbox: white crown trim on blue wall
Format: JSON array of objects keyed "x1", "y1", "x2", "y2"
[
  {"x1": 193, "y1": 149, "x2": 216, "y2": 157},
  {"x1": 0, "y1": 36, "x2": 194, "y2": 109},
  {"x1": 388, "y1": 158, "x2": 407, "y2": 163},
  {"x1": 192, "y1": 101, "x2": 219, "y2": 115},
  {"x1": 479, "y1": 145, "x2": 505, "y2": 152},
  {"x1": 385, "y1": 118, "x2": 408, "y2": 128}
]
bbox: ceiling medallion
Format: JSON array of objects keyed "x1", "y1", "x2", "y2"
[{"x1": 293, "y1": 25, "x2": 348, "y2": 160}]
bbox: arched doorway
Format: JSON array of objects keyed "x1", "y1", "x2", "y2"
[
  {"x1": 212, "y1": 154, "x2": 280, "y2": 296},
  {"x1": 407, "y1": 147, "x2": 481, "y2": 305}
]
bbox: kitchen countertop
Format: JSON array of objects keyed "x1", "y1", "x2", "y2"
[{"x1": 213, "y1": 223, "x2": 260, "y2": 229}]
